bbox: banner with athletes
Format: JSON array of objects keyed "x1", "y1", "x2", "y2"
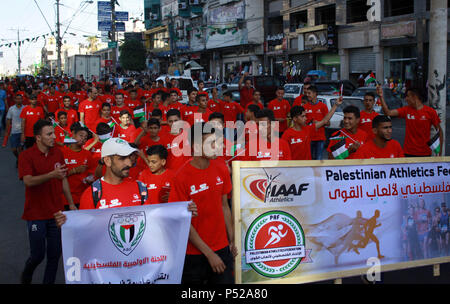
[
  {"x1": 61, "y1": 202, "x2": 191, "y2": 284},
  {"x1": 233, "y1": 158, "x2": 450, "y2": 283}
]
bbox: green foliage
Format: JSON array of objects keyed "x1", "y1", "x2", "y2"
[{"x1": 119, "y1": 39, "x2": 146, "y2": 72}]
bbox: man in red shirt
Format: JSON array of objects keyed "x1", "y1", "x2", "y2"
[
  {"x1": 111, "y1": 92, "x2": 131, "y2": 122},
  {"x1": 293, "y1": 83, "x2": 311, "y2": 107},
  {"x1": 238, "y1": 72, "x2": 254, "y2": 109},
  {"x1": 304, "y1": 85, "x2": 329, "y2": 160},
  {"x1": 164, "y1": 109, "x2": 191, "y2": 171},
  {"x1": 187, "y1": 94, "x2": 212, "y2": 126},
  {"x1": 283, "y1": 97, "x2": 342, "y2": 160},
  {"x1": 20, "y1": 94, "x2": 45, "y2": 149},
  {"x1": 327, "y1": 105, "x2": 369, "y2": 159},
  {"x1": 44, "y1": 85, "x2": 63, "y2": 114},
  {"x1": 169, "y1": 122, "x2": 237, "y2": 284},
  {"x1": 359, "y1": 92, "x2": 379, "y2": 140},
  {"x1": 244, "y1": 90, "x2": 264, "y2": 113},
  {"x1": 182, "y1": 87, "x2": 198, "y2": 124},
  {"x1": 78, "y1": 87, "x2": 100, "y2": 132},
  {"x1": 267, "y1": 87, "x2": 291, "y2": 135},
  {"x1": 207, "y1": 88, "x2": 222, "y2": 112},
  {"x1": 18, "y1": 119, "x2": 75, "y2": 284},
  {"x1": 357, "y1": 115, "x2": 404, "y2": 159},
  {"x1": 379, "y1": 86, "x2": 443, "y2": 157}
]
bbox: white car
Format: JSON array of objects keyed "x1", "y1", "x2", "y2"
[
  {"x1": 283, "y1": 83, "x2": 304, "y2": 104},
  {"x1": 316, "y1": 95, "x2": 371, "y2": 131},
  {"x1": 156, "y1": 75, "x2": 195, "y2": 104}
]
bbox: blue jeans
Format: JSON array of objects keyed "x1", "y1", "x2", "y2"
[
  {"x1": 22, "y1": 220, "x2": 62, "y2": 284},
  {"x1": 311, "y1": 140, "x2": 325, "y2": 160}
]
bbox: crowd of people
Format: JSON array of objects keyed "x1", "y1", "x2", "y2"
[{"x1": 0, "y1": 72, "x2": 446, "y2": 284}]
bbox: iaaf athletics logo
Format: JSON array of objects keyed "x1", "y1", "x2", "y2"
[
  {"x1": 243, "y1": 169, "x2": 309, "y2": 203},
  {"x1": 245, "y1": 210, "x2": 306, "y2": 278},
  {"x1": 109, "y1": 211, "x2": 146, "y2": 256}
]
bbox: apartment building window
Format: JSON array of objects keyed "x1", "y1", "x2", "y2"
[
  {"x1": 384, "y1": 0, "x2": 414, "y2": 17},
  {"x1": 290, "y1": 10, "x2": 307, "y2": 32},
  {"x1": 315, "y1": 4, "x2": 336, "y2": 26},
  {"x1": 347, "y1": 0, "x2": 369, "y2": 23}
]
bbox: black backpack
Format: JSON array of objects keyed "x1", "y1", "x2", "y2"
[{"x1": 91, "y1": 179, "x2": 148, "y2": 208}]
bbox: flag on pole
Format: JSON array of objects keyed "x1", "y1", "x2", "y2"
[
  {"x1": 428, "y1": 133, "x2": 441, "y2": 155},
  {"x1": 99, "y1": 132, "x2": 113, "y2": 143},
  {"x1": 64, "y1": 135, "x2": 77, "y2": 144},
  {"x1": 364, "y1": 73, "x2": 376, "y2": 86},
  {"x1": 134, "y1": 107, "x2": 145, "y2": 122},
  {"x1": 330, "y1": 139, "x2": 349, "y2": 159}
]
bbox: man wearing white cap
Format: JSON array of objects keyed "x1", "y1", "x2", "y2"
[{"x1": 54, "y1": 138, "x2": 197, "y2": 226}]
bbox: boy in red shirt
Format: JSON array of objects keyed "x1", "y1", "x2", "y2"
[
  {"x1": 114, "y1": 110, "x2": 138, "y2": 143},
  {"x1": 327, "y1": 105, "x2": 369, "y2": 159},
  {"x1": 20, "y1": 94, "x2": 45, "y2": 149},
  {"x1": 111, "y1": 92, "x2": 132, "y2": 122},
  {"x1": 357, "y1": 115, "x2": 404, "y2": 159},
  {"x1": 187, "y1": 94, "x2": 212, "y2": 126},
  {"x1": 379, "y1": 86, "x2": 443, "y2": 157},
  {"x1": 283, "y1": 97, "x2": 342, "y2": 160},
  {"x1": 138, "y1": 145, "x2": 174, "y2": 204},
  {"x1": 359, "y1": 92, "x2": 379, "y2": 140},
  {"x1": 44, "y1": 85, "x2": 63, "y2": 114},
  {"x1": 207, "y1": 88, "x2": 222, "y2": 112},
  {"x1": 60, "y1": 125, "x2": 96, "y2": 209},
  {"x1": 54, "y1": 111, "x2": 71, "y2": 147},
  {"x1": 267, "y1": 86, "x2": 291, "y2": 134},
  {"x1": 135, "y1": 118, "x2": 166, "y2": 152},
  {"x1": 303, "y1": 85, "x2": 329, "y2": 160},
  {"x1": 168, "y1": 122, "x2": 236, "y2": 284},
  {"x1": 55, "y1": 96, "x2": 78, "y2": 128}
]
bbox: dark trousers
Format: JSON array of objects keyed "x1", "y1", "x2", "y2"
[
  {"x1": 182, "y1": 246, "x2": 234, "y2": 284},
  {"x1": 311, "y1": 140, "x2": 325, "y2": 160},
  {"x1": 22, "y1": 219, "x2": 62, "y2": 284}
]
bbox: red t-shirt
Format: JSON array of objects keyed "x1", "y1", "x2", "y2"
[
  {"x1": 99, "y1": 94, "x2": 115, "y2": 105},
  {"x1": 61, "y1": 146, "x2": 95, "y2": 205},
  {"x1": 359, "y1": 111, "x2": 379, "y2": 140},
  {"x1": 20, "y1": 106, "x2": 45, "y2": 137},
  {"x1": 114, "y1": 124, "x2": 138, "y2": 143},
  {"x1": 185, "y1": 107, "x2": 212, "y2": 126},
  {"x1": 138, "y1": 169, "x2": 174, "y2": 204},
  {"x1": 54, "y1": 124, "x2": 71, "y2": 146},
  {"x1": 164, "y1": 132, "x2": 191, "y2": 172},
  {"x1": 292, "y1": 94, "x2": 306, "y2": 107},
  {"x1": 18, "y1": 145, "x2": 66, "y2": 220},
  {"x1": 138, "y1": 135, "x2": 165, "y2": 152},
  {"x1": 281, "y1": 125, "x2": 315, "y2": 160},
  {"x1": 125, "y1": 99, "x2": 141, "y2": 110},
  {"x1": 397, "y1": 105, "x2": 440, "y2": 156},
  {"x1": 55, "y1": 108, "x2": 79, "y2": 128},
  {"x1": 241, "y1": 137, "x2": 292, "y2": 161},
  {"x1": 45, "y1": 93, "x2": 63, "y2": 114},
  {"x1": 207, "y1": 99, "x2": 222, "y2": 113},
  {"x1": 357, "y1": 139, "x2": 404, "y2": 159},
  {"x1": 239, "y1": 86, "x2": 254, "y2": 109},
  {"x1": 111, "y1": 105, "x2": 132, "y2": 122},
  {"x1": 303, "y1": 101, "x2": 328, "y2": 141},
  {"x1": 221, "y1": 101, "x2": 244, "y2": 123},
  {"x1": 168, "y1": 160, "x2": 232, "y2": 255},
  {"x1": 78, "y1": 99, "x2": 101, "y2": 131},
  {"x1": 79, "y1": 179, "x2": 149, "y2": 210},
  {"x1": 327, "y1": 128, "x2": 369, "y2": 159},
  {"x1": 267, "y1": 99, "x2": 291, "y2": 133}
]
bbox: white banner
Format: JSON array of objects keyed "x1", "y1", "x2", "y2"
[{"x1": 62, "y1": 202, "x2": 191, "y2": 284}]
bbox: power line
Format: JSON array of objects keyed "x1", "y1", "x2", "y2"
[{"x1": 33, "y1": 0, "x2": 54, "y2": 34}]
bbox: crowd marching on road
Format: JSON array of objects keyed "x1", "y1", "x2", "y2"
[{"x1": 0, "y1": 71, "x2": 447, "y2": 285}]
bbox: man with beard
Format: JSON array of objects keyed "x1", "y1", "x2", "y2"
[{"x1": 357, "y1": 115, "x2": 404, "y2": 159}]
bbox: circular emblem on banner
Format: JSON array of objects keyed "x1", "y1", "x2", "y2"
[{"x1": 245, "y1": 210, "x2": 306, "y2": 278}]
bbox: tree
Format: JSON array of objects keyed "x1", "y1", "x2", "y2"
[
  {"x1": 119, "y1": 39, "x2": 146, "y2": 72},
  {"x1": 86, "y1": 36, "x2": 99, "y2": 53}
]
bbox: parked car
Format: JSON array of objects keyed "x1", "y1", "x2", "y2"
[
  {"x1": 156, "y1": 75, "x2": 195, "y2": 104},
  {"x1": 312, "y1": 80, "x2": 357, "y2": 96},
  {"x1": 351, "y1": 86, "x2": 403, "y2": 109},
  {"x1": 283, "y1": 83, "x2": 304, "y2": 104}
]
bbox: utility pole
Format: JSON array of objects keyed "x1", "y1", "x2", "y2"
[
  {"x1": 8, "y1": 28, "x2": 27, "y2": 74},
  {"x1": 110, "y1": 0, "x2": 117, "y2": 75},
  {"x1": 56, "y1": 0, "x2": 62, "y2": 76},
  {"x1": 428, "y1": 0, "x2": 447, "y2": 155}
]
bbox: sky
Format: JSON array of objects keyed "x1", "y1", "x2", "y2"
[{"x1": 0, "y1": 0, "x2": 144, "y2": 75}]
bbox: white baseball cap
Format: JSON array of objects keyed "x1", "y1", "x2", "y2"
[{"x1": 101, "y1": 137, "x2": 138, "y2": 158}]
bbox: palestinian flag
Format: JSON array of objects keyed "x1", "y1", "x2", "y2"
[
  {"x1": 428, "y1": 133, "x2": 441, "y2": 155},
  {"x1": 330, "y1": 139, "x2": 349, "y2": 159},
  {"x1": 64, "y1": 134, "x2": 77, "y2": 144},
  {"x1": 108, "y1": 120, "x2": 115, "y2": 128},
  {"x1": 133, "y1": 107, "x2": 145, "y2": 119},
  {"x1": 99, "y1": 132, "x2": 113, "y2": 143},
  {"x1": 365, "y1": 73, "x2": 376, "y2": 86}
]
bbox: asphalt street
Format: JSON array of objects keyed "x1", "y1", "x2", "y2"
[{"x1": 0, "y1": 105, "x2": 449, "y2": 284}]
